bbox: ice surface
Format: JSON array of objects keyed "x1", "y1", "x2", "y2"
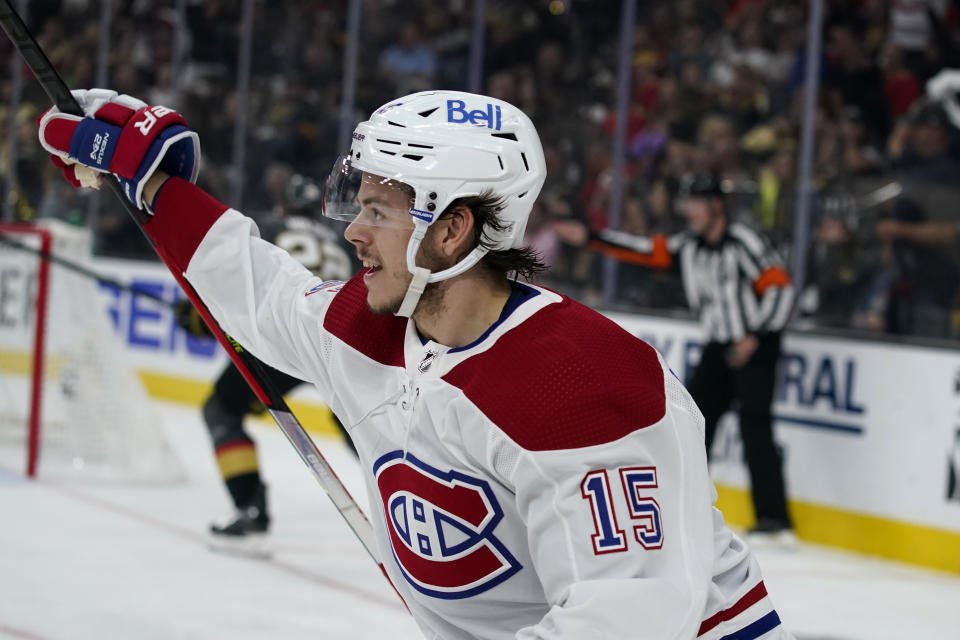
[{"x1": 1, "y1": 402, "x2": 958, "y2": 639}]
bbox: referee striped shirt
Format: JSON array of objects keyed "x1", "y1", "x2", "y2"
[{"x1": 593, "y1": 223, "x2": 795, "y2": 343}]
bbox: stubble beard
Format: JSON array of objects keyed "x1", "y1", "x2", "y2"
[
  {"x1": 367, "y1": 277, "x2": 408, "y2": 315},
  {"x1": 366, "y1": 243, "x2": 450, "y2": 317},
  {"x1": 366, "y1": 275, "x2": 446, "y2": 317}
]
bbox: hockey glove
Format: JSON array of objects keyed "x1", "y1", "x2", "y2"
[{"x1": 37, "y1": 88, "x2": 200, "y2": 209}]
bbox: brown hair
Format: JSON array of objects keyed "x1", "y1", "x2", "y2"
[{"x1": 441, "y1": 190, "x2": 547, "y2": 281}]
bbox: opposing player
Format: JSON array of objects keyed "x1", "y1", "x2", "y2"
[
  {"x1": 39, "y1": 89, "x2": 794, "y2": 638},
  {"x1": 173, "y1": 174, "x2": 355, "y2": 547}
]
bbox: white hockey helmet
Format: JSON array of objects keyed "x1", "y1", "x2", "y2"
[{"x1": 323, "y1": 90, "x2": 546, "y2": 316}]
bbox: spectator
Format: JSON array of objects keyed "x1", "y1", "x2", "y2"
[
  {"x1": 826, "y1": 24, "x2": 890, "y2": 140},
  {"x1": 3, "y1": 0, "x2": 959, "y2": 340},
  {"x1": 837, "y1": 105, "x2": 885, "y2": 178},
  {"x1": 880, "y1": 101, "x2": 960, "y2": 338},
  {"x1": 881, "y1": 42, "x2": 923, "y2": 118},
  {"x1": 753, "y1": 143, "x2": 797, "y2": 246},
  {"x1": 809, "y1": 192, "x2": 886, "y2": 329},
  {"x1": 378, "y1": 22, "x2": 438, "y2": 96}
]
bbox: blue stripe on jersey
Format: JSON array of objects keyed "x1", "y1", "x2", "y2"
[
  {"x1": 720, "y1": 610, "x2": 781, "y2": 640},
  {"x1": 416, "y1": 281, "x2": 540, "y2": 349},
  {"x1": 449, "y1": 282, "x2": 539, "y2": 353}
]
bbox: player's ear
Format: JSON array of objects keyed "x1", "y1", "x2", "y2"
[{"x1": 435, "y1": 204, "x2": 476, "y2": 260}]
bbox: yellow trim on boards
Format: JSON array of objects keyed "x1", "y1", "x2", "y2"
[
  {"x1": 136, "y1": 370, "x2": 343, "y2": 439},
  {"x1": 0, "y1": 348, "x2": 33, "y2": 375},
  {"x1": 0, "y1": 348, "x2": 65, "y2": 379},
  {"x1": 714, "y1": 484, "x2": 960, "y2": 574},
  {"x1": 35, "y1": 365, "x2": 957, "y2": 574}
]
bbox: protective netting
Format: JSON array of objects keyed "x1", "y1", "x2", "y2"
[{"x1": 0, "y1": 220, "x2": 184, "y2": 482}]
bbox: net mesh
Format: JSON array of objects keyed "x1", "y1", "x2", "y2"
[{"x1": 0, "y1": 220, "x2": 184, "y2": 482}]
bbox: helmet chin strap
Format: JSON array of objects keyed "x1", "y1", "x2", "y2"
[
  {"x1": 396, "y1": 266, "x2": 430, "y2": 318},
  {"x1": 394, "y1": 223, "x2": 490, "y2": 318}
]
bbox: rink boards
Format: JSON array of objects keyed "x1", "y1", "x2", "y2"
[
  {"x1": 606, "y1": 311, "x2": 960, "y2": 574},
  {"x1": 90, "y1": 257, "x2": 342, "y2": 437},
  {"x1": 90, "y1": 258, "x2": 960, "y2": 573}
]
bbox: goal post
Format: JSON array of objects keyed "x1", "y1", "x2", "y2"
[
  {"x1": 0, "y1": 219, "x2": 184, "y2": 481},
  {"x1": 0, "y1": 222, "x2": 50, "y2": 477}
]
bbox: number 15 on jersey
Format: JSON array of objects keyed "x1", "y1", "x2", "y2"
[{"x1": 581, "y1": 466, "x2": 663, "y2": 554}]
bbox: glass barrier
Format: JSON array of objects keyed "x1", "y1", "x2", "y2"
[{"x1": 1, "y1": 0, "x2": 957, "y2": 341}]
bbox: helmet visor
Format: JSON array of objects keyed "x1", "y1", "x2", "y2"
[{"x1": 322, "y1": 156, "x2": 418, "y2": 229}]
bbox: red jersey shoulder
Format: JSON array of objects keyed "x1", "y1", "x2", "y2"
[
  {"x1": 322, "y1": 271, "x2": 406, "y2": 367},
  {"x1": 443, "y1": 296, "x2": 666, "y2": 451}
]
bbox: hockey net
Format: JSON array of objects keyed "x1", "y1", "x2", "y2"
[{"x1": 0, "y1": 220, "x2": 184, "y2": 481}]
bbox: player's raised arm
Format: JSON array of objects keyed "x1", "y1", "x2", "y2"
[{"x1": 37, "y1": 88, "x2": 337, "y2": 389}]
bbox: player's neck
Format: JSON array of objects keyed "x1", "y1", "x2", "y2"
[{"x1": 412, "y1": 270, "x2": 512, "y2": 348}]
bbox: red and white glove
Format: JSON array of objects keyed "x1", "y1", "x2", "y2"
[{"x1": 37, "y1": 88, "x2": 200, "y2": 209}]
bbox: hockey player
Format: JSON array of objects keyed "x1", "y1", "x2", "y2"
[
  {"x1": 591, "y1": 173, "x2": 795, "y2": 539},
  {"x1": 39, "y1": 89, "x2": 794, "y2": 639},
  {"x1": 173, "y1": 174, "x2": 356, "y2": 545}
]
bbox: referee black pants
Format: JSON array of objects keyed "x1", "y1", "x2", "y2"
[{"x1": 686, "y1": 333, "x2": 791, "y2": 526}]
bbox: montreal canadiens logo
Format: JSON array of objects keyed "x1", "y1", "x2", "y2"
[{"x1": 373, "y1": 451, "x2": 521, "y2": 599}]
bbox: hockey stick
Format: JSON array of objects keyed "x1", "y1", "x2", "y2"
[
  {"x1": 0, "y1": 230, "x2": 176, "y2": 307},
  {"x1": 858, "y1": 181, "x2": 902, "y2": 209},
  {"x1": 0, "y1": 0, "x2": 397, "y2": 598},
  {"x1": 820, "y1": 182, "x2": 903, "y2": 219}
]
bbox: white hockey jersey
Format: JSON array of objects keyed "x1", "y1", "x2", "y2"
[{"x1": 145, "y1": 178, "x2": 793, "y2": 640}]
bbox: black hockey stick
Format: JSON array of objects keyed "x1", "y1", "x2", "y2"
[
  {"x1": 0, "y1": 0, "x2": 397, "y2": 598},
  {"x1": 0, "y1": 231, "x2": 176, "y2": 307}
]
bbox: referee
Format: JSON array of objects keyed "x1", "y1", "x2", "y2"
[{"x1": 592, "y1": 173, "x2": 795, "y2": 538}]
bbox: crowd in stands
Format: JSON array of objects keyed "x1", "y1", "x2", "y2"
[{"x1": 1, "y1": 0, "x2": 958, "y2": 341}]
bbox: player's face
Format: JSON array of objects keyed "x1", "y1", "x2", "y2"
[{"x1": 343, "y1": 175, "x2": 417, "y2": 314}]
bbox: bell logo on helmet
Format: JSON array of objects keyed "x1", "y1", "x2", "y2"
[
  {"x1": 323, "y1": 90, "x2": 546, "y2": 315},
  {"x1": 446, "y1": 100, "x2": 502, "y2": 130}
]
